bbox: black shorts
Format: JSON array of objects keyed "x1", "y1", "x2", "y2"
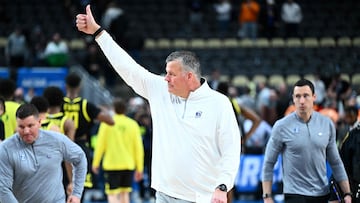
[{"x1": 104, "y1": 170, "x2": 134, "y2": 194}]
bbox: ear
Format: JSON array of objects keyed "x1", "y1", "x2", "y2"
[
  {"x1": 313, "y1": 93, "x2": 317, "y2": 101},
  {"x1": 187, "y1": 71, "x2": 194, "y2": 80}
]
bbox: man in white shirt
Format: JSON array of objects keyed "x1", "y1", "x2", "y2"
[
  {"x1": 75, "y1": 5, "x2": 241, "y2": 203},
  {"x1": 281, "y1": 0, "x2": 302, "y2": 38}
]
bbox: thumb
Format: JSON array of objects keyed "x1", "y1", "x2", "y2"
[{"x1": 86, "y1": 4, "x2": 93, "y2": 19}]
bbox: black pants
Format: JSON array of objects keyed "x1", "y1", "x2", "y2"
[{"x1": 284, "y1": 194, "x2": 329, "y2": 203}]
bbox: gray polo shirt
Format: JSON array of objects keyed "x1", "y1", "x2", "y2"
[
  {"x1": 262, "y1": 111, "x2": 348, "y2": 196},
  {"x1": 0, "y1": 129, "x2": 87, "y2": 202}
]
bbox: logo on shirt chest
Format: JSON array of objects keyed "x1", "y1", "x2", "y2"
[{"x1": 195, "y1": 111, "x2": 202, "y2": 118}]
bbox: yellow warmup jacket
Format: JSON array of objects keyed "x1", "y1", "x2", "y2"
[
  {"x1": 2, "y1": 101, "x2": 20, "y2": 139},
  {"x1": 92, "y1": 114, "x2": 144, "y2": 172}
]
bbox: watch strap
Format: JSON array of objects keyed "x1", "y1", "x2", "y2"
[{"x1": 262, "y1": 193, "x2": 272, "y2": 199}]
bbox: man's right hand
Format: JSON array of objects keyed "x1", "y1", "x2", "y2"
[{"x1": 76, "y1": 5, "x2": 101, "y2": 35}]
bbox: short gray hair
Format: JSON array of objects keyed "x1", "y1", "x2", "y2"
[{"x1": 165, "y1": 51, "x2": 201, "y2": 80}]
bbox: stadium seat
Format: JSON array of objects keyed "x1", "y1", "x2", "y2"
[
  {"x1": 286, "y1": 74, "x2": 301, "y2": 86},
  {"x1": 268, "y1": 74, "x2": 285, "y2": 87},
  {"x1": 252, "y1": 74, "x2": 267, "y2": 84},
  {"x1": 303, "y1": 37, "x2": 319, "y2": 48},
  {"x1": 351, "y1": 73, "x2": 360, "y2": 87},
  {"x1": 223, "y1": 38, "x2": 239, "y2": 48},
  {"x1": 173, "y1": 38, "x2": 189, "y2": 49},
  {"x1": 319, "y1": 37, "x2": 336, "y2": 47},
  {"x1": 254, "y1": 38, "x2": 270, "y2": 48},
  {"x1": 231, "y1": 75, "x2": 249, "y2": 87},
  {"x1": 303, "y1": 74, "x2": 315, "y2": 82},
  {"x1": 286, "y1": 38, "x2": 302, "y2": 48},
  {"x1": 206, "y1": 38, "x2": 222, "y2": 48},
  {"x1": 157, "y1": 38, "x2": 171, "y2": 49},
  {"x1": 270, "y1": 38, "x2": 285, "y2": 48},
  {"x1": 352, "y1": 37, "x2": 360, "y2": 47},
  {"x1": 337, "y1": 37, "x2": 352, "y2": 47},
  {"x1": 239, "y1": 39, "x2": 255, "y2": 48},
  {"x1": 0, "y1": 37, "x2": 7, "y2": 48},
  {"x1": 144, "y1": 39, "x2": 157, "y2": 49},
  {"x1": 69, "y1": 39, "x2": 86, "y2": 50},
  {"x1": 190, "y1": 38, "x2": 206, "y2": 49}
]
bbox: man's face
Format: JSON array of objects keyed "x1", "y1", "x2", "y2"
[
  {"x1": 16, "y1": 115, "x2": 41, "y2": 144},
  {"x1": 292, "y1": 85, "x2": 316, "y2": 115},
  {"x1": 164, "y1": 60, "x2": 190, "y2": 97}
]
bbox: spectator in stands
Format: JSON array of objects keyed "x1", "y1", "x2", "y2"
[
  {"x1": 5, "y1": 26, "x2": 28, "y2": 80},
  {"x1": 281, "y1": 0, "x2": 302, "y2": 38},
  {"x1": 255, "y1": 81, "x2": 277, "y2": 126},
  {"x1": 24, "y1": 87, "x2": 36, "y2": 103},
  {"x1": 101, "y1": 2, "x2": 129, "y2": 86},
  {"x1": 76, "y1": 5, "x2": 241, "y2": 202},
  {"x1": 319, "y1": 100, "x2": 340, "y2": 127},
  {"x1": 28, "y1": 25, "x2": 47, "y2": 66},
  {"x1": 187, "y1": 0, "x2": 204, "y2": 33},
  {"x1": 274, "y1": 82, "x2": 291, "y2": 120},
  {"x1": 312, "y1": 72, "x2": 327, "y2": 108},
  {"x1": 13, "y1": 87, "x2": 26, "y2": 104},
  {"x1": 0, "y1": 78, "x2": 20, "y2": 140},
  {"x1": 326, "y1": 74, "x2": 355, "y2": 120},
  {"x1": 101, "y1": 1, "x2": 124, "y2": 30},
  {"x1": 122, "y1": 22, "x2": 145, "y2": 63},
  {"x1": 214, "y1": 0, "x2": 232, "y2": 35},
  {"x1": 208, "y1": 68, "x2": 222, "y2": 90},
  {"x1": 238, "y1": 85, "x2": 257, "y2": 112},
  {"x1": 259, "y1": 0, "x2": 279, "y2": 39},
  {"x1": 102, "y1": 1, "x2": 128, "y2": 48},
  {"x1": 238, "y1": 0, "x2": 260, "y2": 40},
  {"x1": 43, "y1": 32, "x2": 69, "y2": 67},
  {"x1": 262, "y1": 79, "x2": 352, "y2": 203},
  {"x1": 82, "y1": 42, "x2": 107, "y2": 83}
]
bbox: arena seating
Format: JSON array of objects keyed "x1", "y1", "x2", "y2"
[{"x1": 0, "y1": 0, "x2": 358, "y2": 86}]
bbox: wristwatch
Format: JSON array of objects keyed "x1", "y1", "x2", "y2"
[
  {"x1": 262, "y1": 193, "x2": 272, "y2": 199},
  {"x1": 343, "y1": 192, "x2": 353, "y2": 198},
  {"x1": 216, "y1": 184, "x2": 227, "y2": 192}
]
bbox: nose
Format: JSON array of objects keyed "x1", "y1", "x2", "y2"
[
  {"x1": 23, "y1": 127, "x2": 31, "y2": 134},
  {"x1": 164, "y1": 74, "x2": 170, "y2": 82},
  {"x1": 299, "y1": 96, "x2": 307, "y2": 103}
]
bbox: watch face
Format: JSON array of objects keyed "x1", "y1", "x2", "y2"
[
  {"x1": 217, "y1": 184, "x2": 227, "y2": 192},
  {"x1": 262, "y1": 193, "x2": 271, "y2": 198}
]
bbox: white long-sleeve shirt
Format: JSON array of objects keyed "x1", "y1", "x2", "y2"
[{"x1": 96, "y1": 32, "x2": 241, "y2": 202}]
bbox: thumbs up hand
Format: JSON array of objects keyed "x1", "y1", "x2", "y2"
[{"x1": 76, "y1": 5, "x2": 101, "y2": 35}]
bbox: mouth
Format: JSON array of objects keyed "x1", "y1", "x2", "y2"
[{"x1": 23, "y1": 134, "x2": 34, "y2": 141}]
